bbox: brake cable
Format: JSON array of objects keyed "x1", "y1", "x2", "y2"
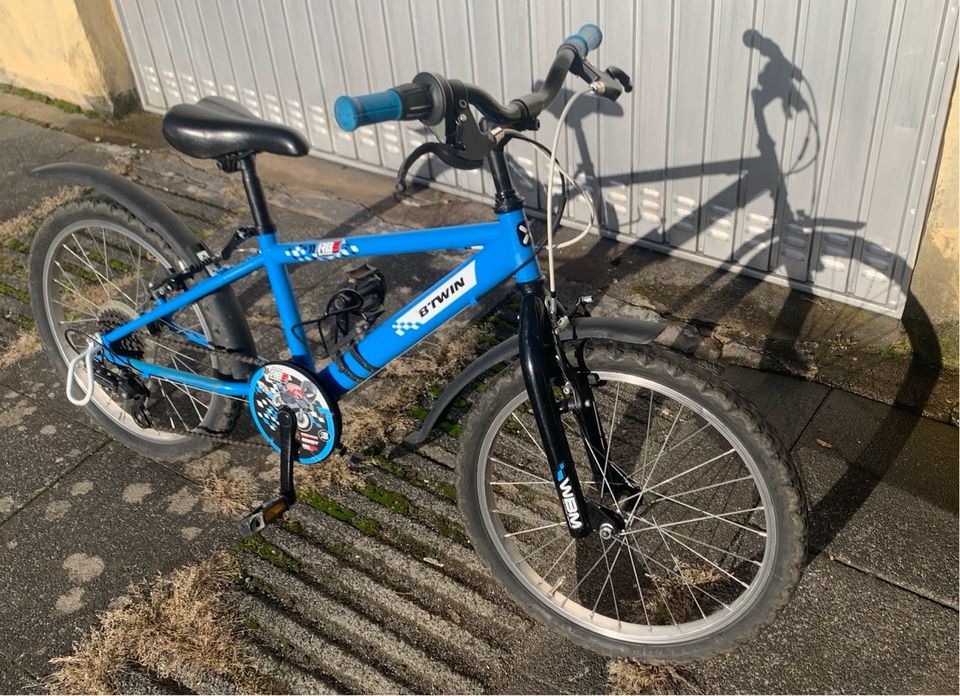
[
  {"x1": 545, "y1": 87, "x2": 597, "y2": 302},
  {"x1": 525, "y1": 138, "x2": 594, "y2": 247}
]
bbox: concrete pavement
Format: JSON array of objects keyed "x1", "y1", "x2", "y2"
[{"x1": 0, "y1": 100, "x2": 956, "y2": 693}]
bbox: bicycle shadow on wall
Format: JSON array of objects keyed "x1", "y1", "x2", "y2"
[{"x1": 545, "y1": 29, "x2": 951, "y2": 566}]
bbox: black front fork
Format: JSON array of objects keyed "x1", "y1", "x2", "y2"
[
  {"x1": 517, "y1": 283, "x2": 593, "y2": 537},
  {"x1": 517, "y1": 282, "x2": 636, "y2": 539}
]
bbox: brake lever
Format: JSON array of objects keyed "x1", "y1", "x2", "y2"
[
  {"x1": 571, "y1": 54, "x2": 633, "y2": 102},
  {"x1": 606, "y1": 66, "x2": 633, "y2": 94},
  {"x1": 591, "y1": 65, "x2": 633, "y2": 102},
  {"x1": 395, "y1": 80, "x2": 494, "y2": 193},
  {"x1": 394, "y1": 141, "x2": 484, "y2": 193}
]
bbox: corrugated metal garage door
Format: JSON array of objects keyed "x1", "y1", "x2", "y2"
[{"x1": 113, "y1": 0, "x2": 958, "y2": 317}]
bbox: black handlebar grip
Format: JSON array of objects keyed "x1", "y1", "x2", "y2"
[{"x1": 393, "y1": 82, "x2": 434, "y2": 121}]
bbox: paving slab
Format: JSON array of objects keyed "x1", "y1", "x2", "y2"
[
  {"x1": 0, "y1": 115, "x2": 120, "y2": 221},
  {"x1": 0, "y1": 352, "x2": 113, "y2": 432},
  {"x1": 0, "y1": 117, "x2": 86, "y2": 221},
  {"x1": 721, "y1": 365, "x2": 830, "y2": 446},
  {"x1": 0, "y1": 442, "x2": 220, "y2": 676},
  {"x1": 0, "y1": 386, "x2": 107, "y2": 523},
  {"x1": 0, "y1": 656, "x2": 37, "y2": 694},
  {"x1": 693, "y1": 554, "x2": 959, "y2": 694},
  {"x1": 796, "y1": 441, "x2": 959, "y2": 609},
  {"x1": 796, "y1": 388, "x2": 958, "y2": 513}
]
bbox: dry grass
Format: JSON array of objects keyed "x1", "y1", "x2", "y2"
[
  {"x1": 0, "y1": 185, "x2": 82, "y2": 241},
  {"x1": 608, "y1": 659, "x2": 697, "y2": 695},
  {"x1": 0, "y1": 329, "x2": 40, "y2": 369},
  {"x1": 187, "y1": 450, "x2": 258, "y2": 516},
  {"x1": 47, "y1": 555, "x2": 263, "y2": 695},
  {"x1": 337, "y1": 324, "x2": 481, "y2": 453},
  {"x1": 297, "y1": 450, "x2": 362, "y2": 490},
  {"x1": 607, "y1": 563, "x2": 721, "y2": 694},
  {"x1": 644, "y1": 563, "x2": 724, "y2": 625}
]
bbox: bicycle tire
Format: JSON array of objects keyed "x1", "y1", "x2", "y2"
[{"x1": 456, "y1": 341, "x2": 807, "y2": 661}]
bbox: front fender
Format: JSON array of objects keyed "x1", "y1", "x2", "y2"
[
  {"x1": 404, "y1": 315, "x2": 665, "y2": 445},
  {"x1": 30, "y1": 163, "x2": 255, "y2": 359}
]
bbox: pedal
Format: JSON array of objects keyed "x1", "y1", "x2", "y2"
[{"x1": 237, "y1": 495, "x2": 290, "y2": 536}]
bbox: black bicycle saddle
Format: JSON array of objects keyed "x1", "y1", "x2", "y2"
[{"x1": 162, "y1": 96, "x2": 309, "y2": 160}]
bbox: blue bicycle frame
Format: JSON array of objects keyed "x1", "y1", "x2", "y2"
[{"x1": 100, "y1": 208, "x2": 539, "y2": 400}]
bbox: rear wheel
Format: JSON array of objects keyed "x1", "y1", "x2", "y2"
[
  {"x1": 457, "y1": 343, "x2": 807, "y2": 661},
  {"x1": 29, "y1": 197, "x2": 250, "y2": 462}
]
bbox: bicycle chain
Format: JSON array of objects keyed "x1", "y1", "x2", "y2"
[
  {"x1": 110, "y1": 327, "x2": 352, "y2": 460},
  {"x1": 124, "y1": 328, "x2": 277, "y2": 451}
]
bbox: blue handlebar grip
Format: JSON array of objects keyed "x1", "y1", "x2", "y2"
[
  {"x1": 334, "y1": 90, "x2": 403, "y2": 132},
  {"x1": 565, "y1": 24, "x2": 603, "y2": 57}
]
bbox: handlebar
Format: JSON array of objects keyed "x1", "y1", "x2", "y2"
[{"x1": 334, "y1": 24, "x2": 603, "y2": 132}]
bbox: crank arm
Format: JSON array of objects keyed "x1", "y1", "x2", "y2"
[{"x1": 238, "y1": 406, "x2": 298, "y2": 537}]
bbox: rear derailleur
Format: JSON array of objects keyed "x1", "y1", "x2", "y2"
[{"x1": 90, "y1": 360, "x2": 153, "y2": 428}]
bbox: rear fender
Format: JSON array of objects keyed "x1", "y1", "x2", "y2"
[{"x1": 404, "y1": 315, "x2": 665, "y2": 445}]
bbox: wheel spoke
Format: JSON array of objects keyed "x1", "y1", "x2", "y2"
[
  {"x1": 560, "y1": 547, "x2": 609, "y2": 608},
  {"x1": 512, "y1": 412, "x2": 547, "y2": 460},
  {"x1": 662, "y1": 528, "x2": 762, "y2": 567},
  {"x1": 651, "y1": 514, "x2": 709, "y2": 620},
  {"x1": 639, "y1": 388, "x2": 654, "y2": 483},
  {"x1": 624, "y1": 505, "x2": 766, "y2": 536},
  {"x1": 498, "y1": 433, "x2": 548, "y2": 463},
  {"x1": 541, "y1": 538, "x2": 575, "y2": 588},
  {"x1": 657, "y1": 525, "x2": 751, "y2": 589},
  {"x1": 664, "y1": 422, "x2": 712, "y2": 455},
  {"x1": 489, "y1": 456, "x2": 550, "y2": 483},
  {"x1": 656, "y1": 474, "x2": 754, "y2": 501},
  {"x1": 641, "y1": 405, "x2": 684, "y2": 491},
  {"x1": 53, "y1": 273, "x2": 102, "y2": 315},
  {"x1": 67, "y1": 234, "x2": 138, "y2": 306},
  {"x1": 616, "y1": 536, "x2": 732, "y2": 611},
  {"x1": 503, "y1": 520, "x2": 566, "y2": 538},
  {"x1": 520, "y1": 531, "x2": 569, "y2": 563},
  {"x1": 623, "y1": 539, "x2": 653, "y2": 630},
  {"x1": 615, "y1": 536, "x2": 682, "y2": 630},
  {"x1": 591, "y1": 538, "x2": 625, "y2": 630},
  {"x1": 597, "y1": 381, "x2": 624, "y2": 514},
  {"x1": 643, "y1": 448, "x2": 737, "y2": 495}
]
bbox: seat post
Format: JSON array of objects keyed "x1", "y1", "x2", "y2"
[{"x1": 236, "y1": 155, "x2": 274, "y2": 232}]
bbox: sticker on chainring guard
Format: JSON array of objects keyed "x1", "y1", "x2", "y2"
[{"x1": 248, "y1": 362, "x2": 339, "y2": 464}]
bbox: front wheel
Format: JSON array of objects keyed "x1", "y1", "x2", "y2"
[{"x1": 457, "y1": 343, "x2": 807, "y2": 661}]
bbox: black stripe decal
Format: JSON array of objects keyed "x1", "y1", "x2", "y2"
[
  {"x1": 349, "y1": 346, "x2": 377, "y2": 374},
  {"x1": 333, "y1": 352, "x2": 365, "y2": 384}
]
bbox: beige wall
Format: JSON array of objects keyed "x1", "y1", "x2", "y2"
[
  {"x1": 0, "y1": 0, "x2": 137, "y2": 114},
  {"x1": 911, "y1": 79, "x2": 959, "y2": 364}
]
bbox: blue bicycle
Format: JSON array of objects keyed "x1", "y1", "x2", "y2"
[{"x1": 28, "y1": 26, "x2": 806, "y2": 660}]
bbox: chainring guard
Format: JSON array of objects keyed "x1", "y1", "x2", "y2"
[{"x1": 248, "y1": 361, "x2": 340, "y2": 464}]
